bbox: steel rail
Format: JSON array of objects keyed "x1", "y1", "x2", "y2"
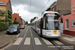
[
  {"x1": 17, "y1": 27, "x2": 28, "y2": 50},
  {"x1": 30, "y1": 27, "x2": 36, "y2": 50}
]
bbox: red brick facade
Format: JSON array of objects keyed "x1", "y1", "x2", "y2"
[{"x1": 12, "y1": 13, "x2": 21, "y2": 25}]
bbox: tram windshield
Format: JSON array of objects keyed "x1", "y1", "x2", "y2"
[
  {"x1": 44, "y1": 13, "x2": 60, "y2": 30},
  {"x1": 46, "y1": 20, "x2": 59, "y2": 30}
]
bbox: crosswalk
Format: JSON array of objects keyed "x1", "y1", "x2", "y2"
[
  {"x1": 13, "y1": 38, "x2": 23, "y2": 45},
  {"x1": 24, "y1": 37, "x2": 30, "y2": 45},
  {"x1": 13, "y1": 37, "x2": 64, "y2": 46},
  {"x1": 34, "y1": 38, "x2": 42, "y2": 45}
]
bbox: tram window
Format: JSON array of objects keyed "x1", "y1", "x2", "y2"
[
  {"x1": 54, "y1": 21, "x2": 59, "y2": 30},
  {"x1": 46, "y1": 20, "x2": 59, "y2": 30},
  {"x1": 43, "y1": 18, "x2": 46, "y2": 29}
]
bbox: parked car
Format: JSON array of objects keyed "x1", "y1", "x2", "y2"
[
  {"x1": 20, "y1": 25, "x2": 25, "y2": 29},
  {"x1": 7, "y1": 24, "x2": 20, "y2": 34}
]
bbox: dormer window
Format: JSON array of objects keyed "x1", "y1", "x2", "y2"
[{"x1": 0, "y1": 1, "x2": 4, "y2": 4}]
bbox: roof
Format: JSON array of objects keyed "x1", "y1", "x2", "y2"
[{"x1": 0, "y1": 0, "x2": 9, "y2": 4}]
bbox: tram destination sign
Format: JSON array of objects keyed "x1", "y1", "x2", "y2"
[{"x1": 45, "y1": 14, "x2": 57, "y2": 17}]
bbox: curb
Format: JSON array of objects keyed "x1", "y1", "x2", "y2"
[{"x1": 0, "y1": 42, "x2": 10, "y2": 49}]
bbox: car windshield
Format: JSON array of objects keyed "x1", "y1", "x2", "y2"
[
  {"x1": 21, "y1": 25, "x2": 24, "y2": 27},
  {"x1": 9, "y1": 25, "x2": 17, "y2": 28}
]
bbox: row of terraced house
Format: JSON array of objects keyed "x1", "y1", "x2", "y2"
[
  {"x1": 46, "y1": 0, "x2": 75, "y2": 36},
  {"x1": 0, "y1": 0, "x2": 25, "y2": 26}
]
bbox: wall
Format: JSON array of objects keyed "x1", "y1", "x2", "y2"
[
  {"x1": 56, "y1": 0, "x2": 71, "y2": 11},
  {"x1": 6, "y1": 0, "x2": 12, "y2": 13},
  {"x1": 0, "y1": 5, "x2": 6, "y2": 20}
]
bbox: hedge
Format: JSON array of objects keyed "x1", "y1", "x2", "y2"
[
  {"x1": 0, "y1": 22, "x2": 8, "y2": 31},
  {"x1": 8, "y1": 19, "x2": 12, "y2": 25},
  {"x1": 13, "y1": 20, "x2": 20, "y2": 24}
]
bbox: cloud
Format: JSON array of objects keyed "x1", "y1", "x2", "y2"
[{"x1": 11, "y1": 0, "x2": 57, "y2": 23}]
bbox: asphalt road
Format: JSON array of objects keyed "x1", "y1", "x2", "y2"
[{"x1": 5, "y1": 26, "x2": 74, "y2": 50}]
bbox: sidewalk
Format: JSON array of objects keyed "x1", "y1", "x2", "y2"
[
  {"x1": 59, "y1": 33, "x2": 75, "y2": 46},
  {"x1": 0, "y1": 30, "x2": 16, "y2": 49}
]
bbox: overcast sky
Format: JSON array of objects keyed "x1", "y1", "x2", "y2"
[{"x1": 10, "y1": 0, "x2": 57, "y2": 23}]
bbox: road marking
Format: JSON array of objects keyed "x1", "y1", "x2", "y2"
[
  {"x1": 42, "y1": 38, "x2": 53, "y2": 45},
  {"x1": 16, "y1": 34, "x2": 20, "y2": 37},
  {"x1": 54, "y1": 40, "x2": 64, "y2": 45},
  {"x1": 13, "y1": 38, "x2": 23, "y2": 45},
  {"x1": 34, "y1": 38, "x2": 42, "y2": 45},
  {"x1": 24, "y1": 37, "x2": 30, "y2": 45}
]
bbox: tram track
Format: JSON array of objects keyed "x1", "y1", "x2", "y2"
[
  {"x1": 30, "y1": 28, "x2": 36, "y2": 50},
  {"x1": 31, "y1": 27, "x2": 74, "y2": 50},
  {"x1": 17, "y1": 27, "x2": 28, "y2": 50},
  {"x1": 47, "y1": 38, "x2": 74, "y2": 50},
  {"x1": 16, "y1": 26, "x2": 36, "y2": 50}
]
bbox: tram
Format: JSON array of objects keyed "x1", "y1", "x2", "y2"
[{"x1": 32, "y1": 11, "x2": 60, "y2": 38}]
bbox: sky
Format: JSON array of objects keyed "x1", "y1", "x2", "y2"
[{"x1": 11, "y1": 0, "x2": 57, "y2": 23}]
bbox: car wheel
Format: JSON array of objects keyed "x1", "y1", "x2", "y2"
[{"x1": 16, "y1": 31, "x2": 19, "y2": 34}]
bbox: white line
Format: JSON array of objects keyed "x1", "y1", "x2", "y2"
[
  {"x1": 54, "y1": 40, "x2": 64, "y2": 45},
  {"x1": 42, "y1": 38, "x2": 53, "y2": 45},
  {"x1": 13, "y1": 38, "x2": 23, "y2": 45},
  {"x1": 16, "y1": 34, "x2": 20, "y2": 37},
  {"x1": 24, "y1": 37, "x2": 30, "y2": 45},
  {"x1": 34, "y1": 38, "x2": 42, "y2": 45}
]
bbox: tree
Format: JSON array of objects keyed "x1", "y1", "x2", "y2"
[
  {"x1": 13, "y1": 20, "x2": 20, "y2": 24},
  {"x1": 8, "y1": 10, "x2": 12, "y2": 25},
  {"x1": 15, "y1": 18, "x2": 17, "y2": 21},
  {"x1": 8, "y1": 10, "x2": 12, "y2": 19},
  {"x1": 30, "y1": 19, "x2": 34, "y2": 23},
  {"x1": 5, "y1": 14, "x2": 8, "y2": 22},
  {"x1": 25, "y1": 21, "x2": 28, "y2": 25},
  {"x1": 0, "y1": 11, "x2": 6, "y2": 22},
  {"x1": 0, "y1": 11, "x2": 6, "y2": 17},
  {"x1": 8, "y1": 19, "x2": 12, "y2": 25},
  {"x1": 13, "y1": 18, "x2": 20, "y2": 24},
  {"x1": 30, "y1": 17, "x2": 36, "y2": 23},
  {"x1": 34, "y1": 17, "x2": 36, "y2": 19}
]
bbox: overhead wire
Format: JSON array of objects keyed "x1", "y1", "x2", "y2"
[{"x1": 38, "y1": 0, "x2": 50, "y2": 15}]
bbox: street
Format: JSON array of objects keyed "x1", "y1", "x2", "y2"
[{"x1": 5, "y1": 26, "x2": 74, "y2": 50}]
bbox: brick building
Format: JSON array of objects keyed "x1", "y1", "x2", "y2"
[
  {"x1": 46, "y1": 0, "x2": 71, "y2": 15},
  {"x1": 12, "y1": 13, "x2": 21, "y2": 25},
  {"x1": 0, "y1": 0, "x2": 12, "y2": 20},
  {"x1": 62, "y1": 0, "x2": 75, "y2": 36},
  {"x1": 12, "y1": 13, "x2": 25, "y2": 26}
]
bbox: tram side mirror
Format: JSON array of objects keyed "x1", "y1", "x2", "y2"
[{"x1": 55, "y1": 13, "x2": 60, "y2": 18}]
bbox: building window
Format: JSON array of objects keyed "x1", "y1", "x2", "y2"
[
  {"x1": 0, "y1": 2, "x2": 4, "y2": 3},
  {"x1": 72, "y1": 20, "x2": 75, "y2": 27},
  {"x1": 66, "y1": 19, "x2": 69, "y2": 30}
]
